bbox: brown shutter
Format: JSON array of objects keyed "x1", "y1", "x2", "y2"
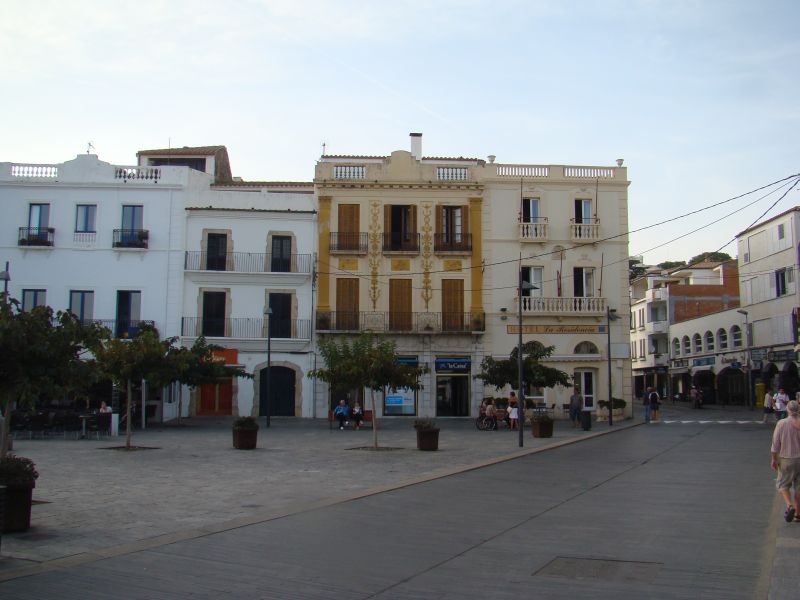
[
  {"x1": 389, "y1": 279, "x2": 412, "y2": 331},
  {"x1": 338, "y1": 204, "x2": 359, "y2": 250},
  {"x1": 435, "y1": 205, "x2": 443, "y2": 249},
  {"x1": 460, "y1": 205, "x2": 470, "y2": 250},
  {"x1": 410, "y1": 205, "x2": 417, "y2": 234},
  {"x1": 441, "y1": 279, "x2": 464, "y2": 331},
  {"x1": 336, "y1": 278, "x2": 359, "y2": 330},
  {"x1": 384, "y1": 204, "x2": 391, "y2": 251}
]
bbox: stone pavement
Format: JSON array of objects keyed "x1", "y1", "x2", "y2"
[{"x1": 0, "y1": 403, "x2": 797, "y2": 598}]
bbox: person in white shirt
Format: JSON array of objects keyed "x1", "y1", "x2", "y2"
[
  {"x1": 771, "y1": 400, "x2": 800, "y2": 522},
  {"x1": 774, "y1": 388, "x2": 790, "y2": 420},
  {"x1": 763, "y1": 388, "x2": 775, "y2": 423}
]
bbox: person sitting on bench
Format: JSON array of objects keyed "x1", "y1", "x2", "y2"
[
  {"x1": 333, "y1": 399, "x2": 351, "y2": 430},
  {"x1": 351, "y1": 402, "x2": 365, "y2": 429}
]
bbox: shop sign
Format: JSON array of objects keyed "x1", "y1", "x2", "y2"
[
  {"x1": 767, "y1": 350, "x2": 798, "y2": 363},
  {"x1": 750, "y1": 348, "x2": 768, "y2": 360},
  {"x1": 435, "y1": 358, "x2": 471, "y2": 373},
  {"x1": 655, "y1": 367, "x2": 668, "y2": 374},
  {"x1": 507, "y1": 324, "x2": 603, "y2": 334},
  {"x1": 672, "y1": 359, "x2": 688, "y2": 368},
  {"x1": 692, "y1": 357, "x2": 715, "y2": 367}
]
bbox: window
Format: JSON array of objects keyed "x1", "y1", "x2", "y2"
[
  {"x1": 630, "y1": 311, "x2": 636, "y2": 330},
  {"x1": 731, "y1": 325, "x2": 742, "y2": 348},
  {"x1": 28, "y1": 203, "x2": 50, "y2": 229},
  {"x1": 717, "y1": 328, "x2": 728, "y2": 350},
  {"x1": 116, "y1": 290, "x2": 142, "y2": 337},
  {"x1": 69, "y1": 291, "x2": 94, "y2": 322},
  {"x1": 682, "y1": 336, "x2": 691, "y2": 354},
  {"x1": 574, "y1": 370, "x2": 595, "y2": 408},
  {"x1": 705, "y1": 331, "x2": 714, "y2": 352},
  {"x1": 443, "y1": 206, "x2": 463, "y2": 242},
  {"x1": 384, "y1": 205, "x2": 418, "y2": 251},
  {"x1": 75, "y1": 205, "x2": 97, "y2": 233},
  {"x1": 574, "y1": 199, "x2": 592, "y2": 223},
  {"x1": 573, "y1": 267, "x2": 595, "y2": 297},
  {"x1": 271, "y1": 235, "x2": 292, "y2": 272},
  {"x1": 672, "y1": 338, "x2": 680, "y2": 356},
  {"x1": 268, "y1": 293, "x2": 292, "y2": 338},
  {"x1": 776, "y1": 267, "x2": 793, "y2": 297},
  {"x1": 521, "y1": 266, "x2": 543, "y2": 297},
  {"x1": 574, "y1": 341, "x2": 599, "y2": 354},
  {"x1": 639, "y1": 339, "x2": 645, "y2": 358},
  {"x1": 206, "y1": 233, "x2": 228, "y2": 271},
  {"x1": 631, "y1": 341, "x2": 637, "y2": 359},
  {"x1": 693, "y1": 334, "x2": 702, "y2": 353},
  {"x1": 122, "y1": 205, "x2": 143, "y2": 230},
  {"x1": 435, "y1": 205, "x2": 470, "y2": 251},
  {"x1": 639, "y1": 308, "x2": 645, "y2": 328},
  {"x1": 521, "y1": 197, "x2": 541, "y2": 223},
  {"x1": 778, "y1": 223, "x2": 785, "y2": 240},
  {"x1": 22, "y1": 289, "x2": 46, "y2": 312}
]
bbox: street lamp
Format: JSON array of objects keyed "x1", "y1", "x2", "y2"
[
  {"x1": 517, "y1": 263, "x2": 538, "y2": 448},
  {"x1": 264, "y1": 306, "x2": 273, "y2": 428},
  {"x1": 737, "y1": 309, "x2": 752, "y2": 409},
  {"x1": 606, "y1": 307, "x2": 620, "y2": 426},
  {"x1": 0, "y1": 261, "x2": 9, "y2": 301}
]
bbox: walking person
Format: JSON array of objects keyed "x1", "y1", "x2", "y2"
[
  {"x1": 508, "y1": 391, "x2": 519, "y2": 430},
  {"x1": 643, "y1": 387, "x2": 654, "y2": 424},
  {"x1": 763, "y1": 387, "x2": 775, "y2": 424},
  {"x1": 774, "y1": 388, "x2": 790, "y2": 420},
  {"x1": 770, "y1": 400, "x2": 800, "y2": 522},
  {"x1": 690, "y1": 385, "x2": 702, "y2": 409},
  {"x1": 650, "y1": 388, "x2": 661, "y2": 422},
  {"x1": 569, "y1": 387, "x2": 583, "y2": 428}
]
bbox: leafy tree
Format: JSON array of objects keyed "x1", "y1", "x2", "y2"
[
  {"x1": 657, "y1": 260, "x2": 686, "y2": 270},
  {"x1": 0, "y1": 300, "x2": 107, "y2": 457},
  {"x1": 309, "y1": 332, "x2": 428, "y2": 449},
  {"x1": 474, "y1": 342, "x2": 570, "y2": 400},
  {"x1": 629, "y1": 258, "x2": 648, "y2": 282},
  {"x1": 689, "y1": 251, "x2": 732, "y2": 265}
]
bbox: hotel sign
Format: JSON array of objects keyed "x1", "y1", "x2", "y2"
[{"x1": 507, "y1": 324, "x2": 604, "y2": 334}]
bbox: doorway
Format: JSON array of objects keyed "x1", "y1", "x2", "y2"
[
  {"x1": 259, "y1": 366, "x2": 296, "y2": 416},
  {"x1": 436, "y1": 376, "x2": 470, "y2": 416}
]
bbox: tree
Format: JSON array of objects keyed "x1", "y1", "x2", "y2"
[
  {"x1": 309, "y1": 332, "x2": 428, "y2": 449},
  {"x1": 689, "y1": 251, "x2": 732, "y2": 265},
  {"x1": 474, "y1": 342, "x2": 570, "y2": 399},
  {"x1": 0, "y1": 300, "x2": 107, "y2": 457},
  {"x1": 657, "y1": 260, "x2": 686, "y2": 270}
]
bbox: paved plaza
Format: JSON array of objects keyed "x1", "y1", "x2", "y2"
[{"x1": 1, "y1": 404, "x2": 798, "y2": 598}]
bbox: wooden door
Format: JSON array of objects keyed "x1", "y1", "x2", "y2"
[
  {"x1": 441, "y1": 279, "x2": 464, "y2": 331},
  {"x1": 338, "y1": 204, "x2": 359, "y2": 251},
  {"x1": 336, "y1": 278, "x2": 359, "y2": 330},
  {"x1": 198, "y1": 379, "x2": 233, "y2": 416},
  {"x1": 270, "y1": 235, "x2": 292, "y2": 272},
  {"x1": 389, "y1": 279, "x2": 412, "y2": 331}
]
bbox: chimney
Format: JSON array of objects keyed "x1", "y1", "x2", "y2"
[{"x1": 409, "y1": 132, "x2": 422, "y2": 160}]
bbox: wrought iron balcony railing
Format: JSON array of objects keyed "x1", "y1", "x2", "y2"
[
  {"x1": 181, "y1": 317, "x2": 311, "y2": 340},
  {"x1": 113, "y1": 228, "x2": 149, "y2": 249},
  {"x1": 91, "y1": 319, "x2": 156, "y2": 339},
  {"x1": 382, "y1": 233, "x2": 420, "y2": 253},
  {"x1": 184, "y1": 252, "x2": 313, "y2": 274},
  {"x1": 315, "y1": 311, "x2": 485, "y2": 334},
  {"x1": 18, "y1": 227, "x2": 55, "y2": 247},
  {"x1": 433, "y1": 233, "x2": 472, "y2": 253},
  {"x1": 329, "y1": 232, "x2": 368, "y2": 253}
]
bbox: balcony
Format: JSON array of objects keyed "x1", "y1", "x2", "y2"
[
  {"x1": 184, "y1": 252, "x2": 313, "y2": 274},
  {"x1": 646, "y1": 320, "x2": 668, "y2": 334},
  {"x1": 382, "y1": 233, "x2": 420, "y2": 254},
  {"x1": 316, "y1": 311, "x2": 485, "y2": 334},
  {"x1": 329, "y1": 232, "x2": 368, "y2": 254},
  {"x1": 18, "y1": 227, "x2": 55, "y2": 247},
  {"x1": 181, "y1": 317, "x2": 311, "y2": 340},
  {"x1": 433, "y1": 233, "x2": 472, "y2": 253},
  {"x1": 569, "y1": 218, "x2": 600, "y2": 241},
  {"x1": 92, "y1": 319, "x2": 156, "y2": 339},
  {"x1": 518, "y1": 218, "x2": 548, "y2": 242},
  {"x1": 113, "y1": 229, "x2": 149, "y2": 249},
  {"x1": 518, "y1": 296, "x2": 606, "y2": 316}
]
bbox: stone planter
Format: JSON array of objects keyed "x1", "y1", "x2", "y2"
[
  {"x1": 416, "y1": 429, "x2": 440, "y2": 451},
  {"x1": 232, "y1": 428, "x2": 258, "y2": 450},
  {"x1": 1, "y1": 482, "x2": 35, "y2": 533},
  {"x1": 531, "y1": 420, "x2": 553, "y2": 438}
]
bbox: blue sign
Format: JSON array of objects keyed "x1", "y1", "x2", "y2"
[
  {"x1": 435, "y1": 358, "x2": 471, "y2": 373},
  {"x1": 385, "y1": 395, "x2": 404, "y2": 406}
]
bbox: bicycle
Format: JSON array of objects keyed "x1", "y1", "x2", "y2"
[{"x1": 475, "y1": 415, "x2": 497, "y2": 430}]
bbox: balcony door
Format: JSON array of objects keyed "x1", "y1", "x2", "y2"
[
  {"x1": 336, "y1": 278, "x2": 359, "y2": 330},
  {"x1": 116, "y1": 290, "x2": 141, "y2": 337},
  {"x1": 338, "y1": 204, "x2": 359, "y2": 251},
  {"x1": 574, "y1": 199, "x2": 592, "y2": 224},
  {"x1": 389, "y1": 279, "x2": 412, "y2": 331},
  {"x1": 268, "y1": 293, "x2": 292, "y2": 338},
  {"x1": 271, "y1": 235, "x2": 292, "y2": 272},
  {"x1": 385, "y1": 205, "x2": 417, "y2": 251},
  {"x1": 206, "y1": 233, "x2": 227, "y2": 271},
  {"x1": 521, "y1": 197, "x2": 540, "y2": 223},
  {"x1": 573, "y1": 267, "x2": 595, "y2": 298},
  {"x1": 28, "y1": 203, "x2": 50, "y2": 243},
  {"x1": 441, "y1": 279, "x2": 464, "y2": 331},
  {"x1": 202, "y1": 291, "x2": 226, "y2": 337},
  {"x1": 121, "y1": 205, "x2": 143, "y2": 245},
  {"x1": 70, "y1": 290, "x2": 94, "y2": 322}
]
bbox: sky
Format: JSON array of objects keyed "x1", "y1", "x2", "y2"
[{"x1": 2, "y1": 0, "x2": 798, "y2": 265}]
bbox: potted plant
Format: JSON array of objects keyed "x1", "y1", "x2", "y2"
[
  {"x1": 598, "y1": 398, "x2": 627, "y2": 418},
  {"x1": 232, "y1": 416, "x2": 259, "y2": 450},
  {"x1": 0, "y1": 454, "x2": 39, "y2": 532},
  {"x1": 530, "y1": 411, "x2": 554, "y2": 438},
  {"x1": 413, "y1": 418, "x2": 440, "y2": 451}
]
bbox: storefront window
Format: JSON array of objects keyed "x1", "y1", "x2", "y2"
[
  {"x1": 435, "y1": 357, "x2": 471, "y2": 416},
  {"x1": 383, "y1": 356, "x2": 418, "y2": 415}
]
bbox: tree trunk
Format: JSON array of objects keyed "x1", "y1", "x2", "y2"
[
  {"x1": 176, "y1": 385, "x2": 183, "y2": 424},
  {"x1": 370, "y1": 388, "x2": 379, "y2": 450},
  {"x1": 0, "y1": 400, "x2": 11, "y2": 459},
  {"x1": 126, "y1": 379, "x2": 133, "y2": 450}
]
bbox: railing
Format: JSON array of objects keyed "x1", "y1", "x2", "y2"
[
  {"x1": 329, "y1": 232, "x2": 369, "y2": 253},
  {"x1": 437, "y1": 167, "x2": 469, "y2": 181},
  {"x1": 333, "y1": 165, "x2": 365, "y2": 179},
  {"x1": 518, "y1": 218, "x2": 548, "y2": 241},
  {"x1": 11, "y1": 164, "x2": 59, "y2": 178},
  {"x1": 569, "y1": 218, "x2": 600, "y2": 241},
  {"x1": 433, "y1": 233, "x2": 472, "y2": 253},
  {"x1": 315, "y1": 311, "x2": 485, "y2": 333},
  {"x1": 73, "y1": 232, "x2": 97, "y2": 246},
  {"x1": 382, "y1": 233, "x2": 420, "y2": 253},
  {"x1": 92, "y1": 319, "x2": 156, "y2": 339},
  {"x1": 114, "y1": 167, "x2": 161, "y2": 182},
  {"x1": 564, "y1": 166, "x2": 614, "y2": 178},
  {"x1": 518, "y1": 296, "x2": 606, "y2": 315},
  {"x1": 184, "y1": 252, "x2": 313, "y2": 274},
  {"x1": 181, "y1": 317, "x2": 311, "y2": 340},
  {"x1": 496, "y1": 165, "x2": 549, "y2": 177},
  {"x1": 18, "y1": 227, "x2": 54, "y2": 246},
  {"x1": 113, "y1": 229, "x2": 149, "y2": 249}
]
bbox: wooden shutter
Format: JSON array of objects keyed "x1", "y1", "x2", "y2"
[
  {"x1": 441, "y1": 279, "x2": 464, "y2": 331},
  {"x1": 435, "y1": 205, "x2": 444, "y2": 248},
  {"x1": 410, "y1": 205, "x2": 417, "y2": 234},
  {"x1": 390, "y1": 279, "x2": 412, "y2": 331},
  {"x1": 336, "y1": 278, "x2": 359, "y2": 330},
  {"x1": 460, "y1": 205, "x2": 469, "y2": 249},
  {"x1": 338, "y1": 204, "x2": 359, "y2": 251}
]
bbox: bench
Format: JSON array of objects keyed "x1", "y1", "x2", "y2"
[{"x1": 328, "y1": 409, "x2": 373, "y2": 430}]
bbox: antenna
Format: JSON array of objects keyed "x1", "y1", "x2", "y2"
[
  {"x1": 321, "y1": 141, "x2": 327, "y2": 156},
  {"x1": 87, "y1": 142, "x2": 95, "y2": 154}
]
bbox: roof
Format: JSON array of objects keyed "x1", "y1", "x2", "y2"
[
  {"x1": 735, "y1": 206, "x2": 800, "y2": 238},
  {"x1": 186, "y1": 207, "x2": 316, "y2": 214},
  {"x1": 212, "y1": 181, "x2": 313, "y2": 188},
  {"x1": 137, "y1": 145, "x2": 226, "y2": 157},
  {"x1": 321, "y1": 154, "x2": 480, "y2": 163}
]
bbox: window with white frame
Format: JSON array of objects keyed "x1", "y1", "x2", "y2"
[
  {"x1": 639, "y1": 339, "x2": 645, "y2": 358},
  {"x1": 575, "y1": 341, "x2": 599, "y2": 354},
  {"x1": 75, "y1": 204, "x2": 97, "y2": 233},
  {"x1": 521, "y1": 266, "x2": 543, "y2": 297},
  {"x1": 521, "y1": 197, "x2": 541, "y2": 223},
  {"x1": 705, "y1": 331, "x2": 714, "y2": 352},
  {"x1": 631, "y1": 341, "x2": 637, "y2": 359},
  {"x1": 572, "y1": 267, "x2": 595, "y2": 297},
  {"x1": 682, "y1": 336, "x2": 691, "y2": 354},
  {"x1": 693, "y1": 333, "x2": 702, "y2": 353},
  {"x1": 731, "y1": 325, "x2": 742, "y2": 348},
  {"x1": 630, "y1": 311, "x2": 636, "y2": 330},
  {"x1": 22, "y1": 289, "x2": 46, "y2": 312},
  {"x1": 717, "y1": 328, "x2": 728, "y2": 349},
  {"x1": 672, "y1": 337, "x2": 680, "y2": 356},
  {"x1": 775, "y1": 267, "x2": 793, "y2": 297},
  {"x1": 778, "y1": 223, "x2": 785, "y2": 240}
]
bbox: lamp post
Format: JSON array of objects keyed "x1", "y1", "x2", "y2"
[
  {"x1": 606, "y1": 307, "x2": 620, "y2": 426},
  {"x1": 0, "y1": 261, "x2": 9, "y2": 301},
  {"x1": 737, "y1": 309, "x2": 752, "y2": 409},
  {"x1": 264, "y1": 306, "x2": 273, "y2": 427},
  {"x1": 517, "y1": 262, "x2": 538, "y2": 448}
]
